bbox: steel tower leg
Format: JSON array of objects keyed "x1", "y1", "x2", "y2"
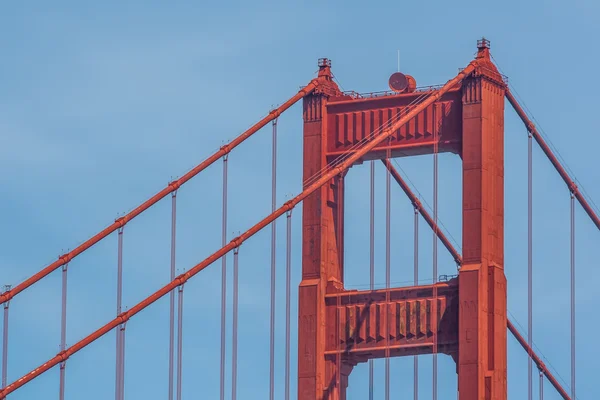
[
  {"x1": 458, "y1": 49, "x2": 507, "y2": 399},
  {"x1": 298, "y1": 60, "x2": 347, "y2": 400}
]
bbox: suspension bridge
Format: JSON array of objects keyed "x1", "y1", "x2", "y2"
[{"x1": 0, "y1": 38, "x2": 595, "y2": 399}]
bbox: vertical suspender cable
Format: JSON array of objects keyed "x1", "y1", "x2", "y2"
[
  {"x1": 120, "y1": 322, "x2": 126, "y2": 400},
  {"x1": 528, "y1": 131, "x2": 533, "y2": 400},
  {"x1": 115, "y1": 228, "x2": 124, "y2": 400},
  {"x1": 169, "y1": 191, "x2": 177, "y2": 400},
  {"x1": 231, "y1": 247, "x2": 239, "y2": 400},
  {"x1": 1, "y1": 285, "x2": 9, "y2": 389},
  {"x1": 570, "y1": 192, "x2": 575, "y2": 400},
  {"x1": 284, "y1": 211, "x2": 292, "y2": 400},
  {"x1": 171, "y1": 191, "x2": 181, "y2": 400},
  {"x1": 432, "y1": 105, "x2": 439, "y2": 400},
  {"x1": 59, "y1": 264, "x2": 68, "y2": 400},
  {"x1": 220, "y1": 155, "x2": 228, "y2": 400},
  {"x1": 269, "y1": 118, "x2": 277, "y2": 400},
  {"x1": 369, "y1": 160, "x2": 375, "y2": 400},
  {"x1": 335, "y1": 174, "x2": 343, "y2": 397},
  {"x1": 176, "y1": 284, "x2": 184, "y2": 400},
  {"x1": 413, "y1": 207, "x2": 419, "y2": 400},
  {"x1": 539, "y1": 370, "x2": 544, "y2": 399},
  {"x1": 335, "y1": 278, "x2": 341, "y2": 396},
  {"x1": 385, "y1": 142, "x2": 391, "y2": 400}
]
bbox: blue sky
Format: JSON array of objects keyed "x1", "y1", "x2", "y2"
[{"x1": 1, "y1": 1, "x2": 599, "y2": 399}]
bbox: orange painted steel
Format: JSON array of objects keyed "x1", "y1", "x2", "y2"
[
  {"x1": 0, "y1": 80, "x2": 319, "y2": 306},
  {"x1": 507, "y1": 320, "x2": 571, "y2": 400},
  {"x1": 0, "y1": 63, "x2": 475, "y2": 400},
  {"x1": 324, "y1": 282, "x2": 459, "y2": 360},
  {"x1": 297, "y1": 43, "x2": 509, "y2": 399},
  {"x1": 506, "y1": 89, "x2": 600, "y2": 231},
  {"x1": 300, "y1": 49, "x2": 520, "y2": 399},
  {"x1": 459, "y1": 47, "x2": 508, "y2": 398},
  {"x1": 325, "y1": 89, "x2": 463, "y2": 160},
  {"x1": 382, "y1": 159, "x2": 461, "y2": 266},
  {"x1": 299, "y1": 62, "x2": 475, "y2": 399}
]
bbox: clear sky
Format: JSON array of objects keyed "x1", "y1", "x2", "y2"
[{"x1": 1, "y1": 1, "x2": 599, "y2": 399}]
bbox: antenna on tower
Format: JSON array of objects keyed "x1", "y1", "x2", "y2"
[{"x1": 397, "y1": 50, "x2": 400, "y2": 72}]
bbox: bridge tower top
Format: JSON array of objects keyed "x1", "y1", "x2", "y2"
[
  {"x1": 477, "y1": 37, "x2": 492, "y2": 60},
  {"x1": 317, "y1": 57, "x2": 333, "y2": 81}
]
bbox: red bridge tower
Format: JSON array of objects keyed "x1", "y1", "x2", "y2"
[{"x1": 299, "y1": 39, "x2": 507, "y2": 399}]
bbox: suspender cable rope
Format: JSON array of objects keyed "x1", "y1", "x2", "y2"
[
  {"x1": 169, "y1": 191, "x2": 177, "y2": 400},
  {"x1": 269, "y1": 119, "x2": 277, "y2": 400},
  {"x1": 1, "y1": 286, "x2": 9, "y2": 390},
  {"x1": 369, "y1": 160, "x2": 375, "y2": 400},
  {"x1": 539, "y1": 370, "x2": 544, "y2": 400},
  {"x1": 335, "y1": 278, "x2": 341, "y2": 396},
  {"x1": 59, "y1": 264, "x2": 68, "y2": 400},
  {"x1": 176, "y1": 284, "x2": 184, "y2": 400},
  {"x1": 570, "y1": 192, "x2": 576, "y2": 399},
  {"x1": 115, "y1": 228, "x2": 124, "y2": 400},
  {"x1": 119, "y1": 322, "x2": 126, "y2": 400},
  {"x1": 413, "y1": 207, "x2": 419, "y2": 400},
  {"x1": 335, "y1": 174, "x2": 343, "y2": 397},
  {"x1": 528, "y1": 131, "x2": 533, "y2": 400},
  {"x1": 220, "y1": 156, "x2": 228, "y2": 400},
  {"x1": 385, "y1": 141, "x2": 391, "y2": 400},
  {"x1": 432, "y1": 104, "x2": 439, "y2": 400},
  {"x1": 335, "y1": 288, "x2": 341, "y2": 395},
  {"x1": 284, "y1": 211, "x2": 292, "y2": 400},
  {"x1": 232, "y1": 247, "x2": 239, "y2": 400}
]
